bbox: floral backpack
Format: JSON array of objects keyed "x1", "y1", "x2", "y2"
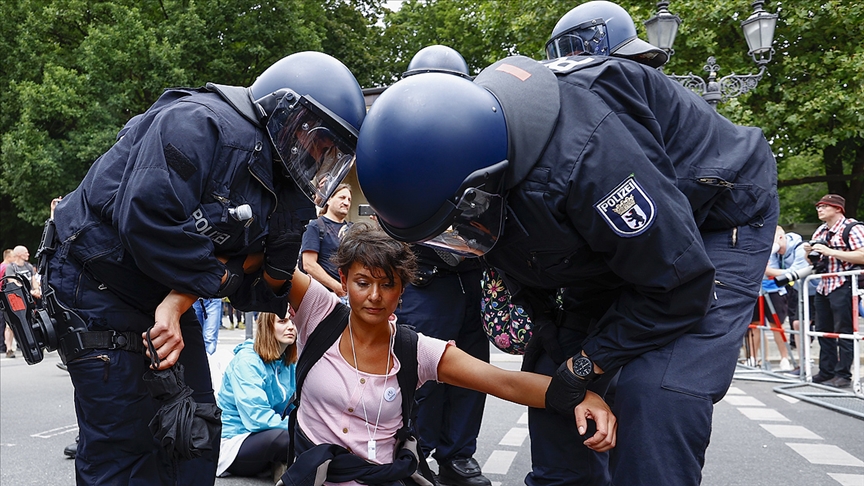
[{"x1": 480, "y1": 267, "x2": 534, "y2": 355}]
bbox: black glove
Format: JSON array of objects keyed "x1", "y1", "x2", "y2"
[
  {"x1": 265, "y1": 182, "x2": 314, "y2": 281},
  {"x1": 545, "y1": 358, "x2": 589, "y2": 416},
  {"x1": 215, "y1": 255, "x2": 245, "y2": 298}
]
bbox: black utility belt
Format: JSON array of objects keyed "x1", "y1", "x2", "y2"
[{"x1": 59, "y1": 330, "x2": 146, "y2": 363}]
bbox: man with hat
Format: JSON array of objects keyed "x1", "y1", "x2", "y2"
[{"x1": 805, "y1": 194, "x2": 864, "y2": 388}]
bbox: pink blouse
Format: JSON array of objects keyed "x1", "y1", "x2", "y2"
[{"x1": 293, "y1": 278, "x2": 449, "y2": 481}]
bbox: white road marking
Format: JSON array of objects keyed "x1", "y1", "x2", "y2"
[
  {"x1": 723, "y1": 395, "x2": 766, "y2": 407},
  {"x1": 776, "y1": 394, "x2": 800, "y2": 404},
  {"x1": 499, "y1": 427, "x2": 529, "y2": 447},
  {"x1": 736, "y1": 407, "x2": 790, "y2": 421},
  {"x1": 30, "y1": 424, "x2": 78, "y2": 439},
  {"x1": 786, "y1": 443, "x2": 864, "y2": 467},
  {"x1": 726, "y1": 386, "x2": 746, "y2": 395},
  {"x1": 483, "y1": 450, "x2": 518, "y2": 475},
  {"x1": 517, "y1": 412, "x2": 528, "y2": 425},
  {"x1": 759, "y1": 424, "x2": 823, "y2": 440},
  {"x1": 828, "y1": 473, "x2": 864, "y2": 486}
]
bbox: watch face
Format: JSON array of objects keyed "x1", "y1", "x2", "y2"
[{"x1": 573, "y1": 356, "x2": 593, "y2": 378}]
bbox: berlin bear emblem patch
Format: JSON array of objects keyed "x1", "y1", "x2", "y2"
[{"x1": 594, "y1": 176, "x2": 655, "y2": 237}]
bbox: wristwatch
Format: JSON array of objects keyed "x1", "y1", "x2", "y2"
[{"x1": 571, "y1": 354, "x2": 598, "y2": 382}]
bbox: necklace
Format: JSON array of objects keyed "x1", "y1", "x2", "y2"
[{"x1": 348, "y1": 318, "x2": 394, "y2": 461}]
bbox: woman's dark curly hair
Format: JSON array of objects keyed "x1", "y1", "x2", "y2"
[{"x1": 331, "y1": 222, "x2": 417, "y2": 288}]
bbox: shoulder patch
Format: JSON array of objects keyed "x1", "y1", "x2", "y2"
[
  {"x1": 164, "y1": 143, "x2": 197, "y2": 181},
  {"x1": 594, "y1": 176, "x2": 655, "y2": 237}
]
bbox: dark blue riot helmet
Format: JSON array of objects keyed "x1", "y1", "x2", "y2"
[
  {"x1": 546, "y1": 1, "x2": 667, "y2": 68},
  {"x1": 357, "y1": 55, "x2": 561, "y2": 257},
  {"x1": 249, "y1": 51, "x2": 366, "y2": 204},
  {"x1": 356, "y1": 73, "x2": 509, "y2": 257},
  {"x1": 403, "y1": 45, "x2": 471, "y2": 79}
]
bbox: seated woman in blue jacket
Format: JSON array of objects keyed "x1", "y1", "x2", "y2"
[{"x1": 216, "y1": 311, "x2": 297, "y2": 478}]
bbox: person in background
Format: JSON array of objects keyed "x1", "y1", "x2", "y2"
[
  {"x1": 216, "y1": 311, "x2": 297, "y2": 482},
  {"x1": 300, "y1": 183, "x2": 353, "y2": 299},
  {"x1": 744, "y1": 226, "x2": 798, "y2": 370},
  {"x1": 194, "y1": 297, "x2": 224, "y2": 355},
  {"x1": 0, "y1": 248, "x2": 14, "y2": 357},
  {"x1": 805, "y1": 194, "x2": 864, "y2": 389}
]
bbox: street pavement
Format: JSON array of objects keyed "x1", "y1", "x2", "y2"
[{"x1": 1, "y1": 324, "x2": 862, "y2": 485}]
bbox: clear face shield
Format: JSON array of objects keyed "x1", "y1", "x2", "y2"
[
  {"x1": 267, "y1": 94, "x2": 359, "y2": 205},
  {"x1": 545, "y1": 18, "x2": 610, "y2": 59},
  {"x1": 419, "y1": 187, "x2": 505, "y2": 257}
]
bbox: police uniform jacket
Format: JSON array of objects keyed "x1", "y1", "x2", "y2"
[
  {"x1": 482, "y1": 56, "x2": 778, "y2": 372},
  {"x1": 52, "y1": 86, "x2": 313, "y2": 321}
]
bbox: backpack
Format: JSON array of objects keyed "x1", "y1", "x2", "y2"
[{"x1": 285, "y1": 303, "x2": 437, "y2": 485}]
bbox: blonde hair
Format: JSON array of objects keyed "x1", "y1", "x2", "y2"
[{"x1": 254, "y1": 312, "x2": 298, "y2": 365}]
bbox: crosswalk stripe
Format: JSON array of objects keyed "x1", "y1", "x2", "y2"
[
  {"x1": 499, "y1": 427, "x2": 529, "y2": 447},
  {"x1": 722, "y1": 395, "x2": 766, "y2": 407},
  {"x1": 483, "y1": 450, "x2": 518, "y2": 475},
  {"x1": 736, "y1": 407, "x2": 790, "y2": 421},
  {"x1": 759, "y1": 424, "x2": 823, "y2": 440},
  {"x1": 786, "y1": 443, "x2": 864, "y2": 467},
  {"x1": 827, "y1": 473, "x2": 864, "y2": 486}
]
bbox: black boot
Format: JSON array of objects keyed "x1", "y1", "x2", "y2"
[
  {"x1": 438, "y1": 458, "x2": 492, "y2": 486},
  {"x1": 63, "y1": 435, "x2": 79, "y2": 459}
]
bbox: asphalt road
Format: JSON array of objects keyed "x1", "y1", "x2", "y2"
[{"x1": 1, "y1": 329, "x2": 862, "y2": 485}]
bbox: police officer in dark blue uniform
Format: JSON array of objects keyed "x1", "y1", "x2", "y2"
[
  {"x1": 354, "y1": 15, "x2": 779, "y2": 486},
  {"x1": 394, "y1": 46, "x2": 492, "y2": 486},
  {"x1": 46, "y1": 51, "x2": 367, "y2": 485}
]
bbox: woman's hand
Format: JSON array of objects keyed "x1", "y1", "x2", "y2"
[{"x1": 575, "y1": 390, "x2": 617, "y2": 452}]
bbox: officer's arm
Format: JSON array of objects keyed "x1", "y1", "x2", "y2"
[
  {"x1": 568, "y1": 115, "x2": 716, "y2": 374},
  {"x1": 437, "y1": 345, "x2": 616, "y2": 452},
  {"x1": 113, "y1": 105, "x2": 235, "y2": 298}
]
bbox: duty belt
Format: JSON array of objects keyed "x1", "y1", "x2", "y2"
[{"x1": 59, "y1": 330, "x2": 146, "y2": 363}]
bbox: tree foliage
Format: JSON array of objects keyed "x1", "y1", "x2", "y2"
[{"x1": 0, "y1": 0, "x2": 384, "y2": 250}]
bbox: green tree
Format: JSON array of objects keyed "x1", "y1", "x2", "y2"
[{"x1": 0, "y1": 0, "x2": 383, "y2": 251}]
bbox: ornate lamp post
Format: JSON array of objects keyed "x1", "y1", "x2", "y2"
[{"x1": 644, "y1": 1, "x2": 778, "y2": 110}]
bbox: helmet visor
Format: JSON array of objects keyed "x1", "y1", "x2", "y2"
[
  {"x1": 546, "y1": 18, "x2": 610, "y2": 59},
  {"x1": 267, "y1": 94, "x2": 359, "y2": 205},
  {"x1": 414, "y1": 187, "x2": 505, "y2": 257}
]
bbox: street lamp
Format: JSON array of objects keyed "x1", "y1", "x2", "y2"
[{"x1": 644, "y1": 1, "x2": 778, "y2": 110}]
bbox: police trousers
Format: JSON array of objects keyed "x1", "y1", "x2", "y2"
[
  {"x1": 48, "y1": 254, "x2": 219, "y2": 486},
  {"x1": 526, "y1": 216, "x2": 777, "y2": 486}
]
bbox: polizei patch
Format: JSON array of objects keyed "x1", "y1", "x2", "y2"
[{"x1": 594, "y1": 176, "x2": 655, "y2": 237}]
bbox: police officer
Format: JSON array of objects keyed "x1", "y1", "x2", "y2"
[
  {"x1": 46, "y1": 51, "x2": 366, "y2": 485},
  {"x1": 355, "y1": 20, "x2": 778, "y2": 486},
  {"x1": 393, "y1": 45, "x2": 491, "y2": 486}
]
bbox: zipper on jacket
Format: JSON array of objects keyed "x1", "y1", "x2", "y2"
[{"x1": 697, "y1": 177, "x2": 735, "y2": 189}]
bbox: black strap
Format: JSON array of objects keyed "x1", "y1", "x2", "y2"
[
  {"x1": 393, "y1": 324, "x2": 419, "y2": 441},
  {"x1": 842, "y1": 220, "x2": 864, "y2": 250}
]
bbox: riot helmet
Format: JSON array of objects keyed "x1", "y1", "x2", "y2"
[
  {"x1": 356, "y1": 73, "x2": 508, "y2": 257},
  {"x1": 403, "y1": 45, "x2": 471, "y2": 79},
  {"x1": 250, "y1": 51, "x2": 366, "y2": 204},
  {"x1": 546, "y1": 1, "x2": 667, "y2": 68}
]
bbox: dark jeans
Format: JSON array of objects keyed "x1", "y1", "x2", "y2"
[{"x1": 814, "y1": 281, "x2": 854, "y2": 380}]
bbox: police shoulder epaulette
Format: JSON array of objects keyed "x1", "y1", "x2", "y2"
[{"x1": 541, "y1": 56, "x2": 606, "y2": 75}]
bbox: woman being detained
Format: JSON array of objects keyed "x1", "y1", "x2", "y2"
[{"x1": 278, "y1": 222, "x2": 616, "y2": 486}]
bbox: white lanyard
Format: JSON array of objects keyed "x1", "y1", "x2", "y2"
[{"x1": 348, "y1": 320, "x2": 394, "y2": 461}]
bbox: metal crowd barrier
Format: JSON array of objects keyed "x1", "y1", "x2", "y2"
[{"x1": 771, "y1": 270, "x2": 864, "y2": 420}]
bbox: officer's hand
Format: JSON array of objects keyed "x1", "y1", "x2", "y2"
[
  {"x1": 143, "y1": 291, "x2": 191, "y2": 370},
  {"x1": 576, "y1": 391, "x2": 617, "y2": 452}
]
